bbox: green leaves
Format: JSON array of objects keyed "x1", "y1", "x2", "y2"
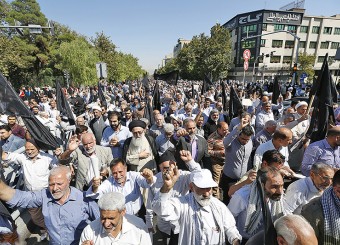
[{"x1": 298, "y1": 52, "x2": 316, "y2": 81}]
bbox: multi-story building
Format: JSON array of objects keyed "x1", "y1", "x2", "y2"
[
  {"x1": 173, "y1": 38, "x2": 191, "y2": 58},
  {"x1": 223, "y1": 7, "x2": 340, "y2": 83}
]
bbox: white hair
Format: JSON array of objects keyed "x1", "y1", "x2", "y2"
[
  {"x1": 164, "y1": 123, "x2": 175, "y2": 133},
  {"x1": 98, "y1": 192, "x2": 126, "y2": 211},
  {"x1": 49, "y1": 166, "x2": 72, "y2": 181},
  {"x1": 265, "y1": 120, "x2": 277, "y2": 128}
]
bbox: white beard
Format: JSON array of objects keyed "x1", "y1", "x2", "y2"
[
  {"x1": 131, "y1": 136, "x2": 144, "y2": 148},
  {"x1": 193, "y1": 192, "x2": 211, "y2": 207}
]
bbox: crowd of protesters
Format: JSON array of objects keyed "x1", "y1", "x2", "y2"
[{"x1": 0, "y1": 76, "x2": 339, "y2": 245}]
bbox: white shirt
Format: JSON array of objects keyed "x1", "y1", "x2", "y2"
[
  {"x1": 152, "y1": 192, "x2": 241, "y2": 244},
  {"x1": 253, "y1": 140, "x2": 289, "y2": 171},
  {"x1": 4, "y1": 152, "x2": 58, "y2": 191},
  {"x1": 86, "y1": 172, "x2": 156, "y2": 215},
  {"x1": 283, "y1": 176, "x2": 320, "y2": 214},
  {"x1": 80, "y1": 214, "x2": 152, "y2": 245}
]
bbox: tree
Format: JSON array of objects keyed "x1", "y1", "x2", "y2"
[{"x1": 298, "y1": 52, "x2": 316, "y2": 82}]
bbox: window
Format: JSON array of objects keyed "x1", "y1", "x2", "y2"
[
  {"x1": 242, "y1": 24, "x2": 257, "y2": 33},
  {"x1": 312, "y1": 26, "x2": 320, "y2": 34},
  {"x1": 335, "y1": 28, "x2": 340, "y2": 35},
  {"x1": 272, "y1": 40, "x2": 283, "y2": 48},
  {"x1": 274, "y1": 24, "x2": 285, "y2": 31},
  {"x1": 323, "y1": 27, "x2": 332, "y2": 34},
  {"x1": 262, "y1": 24, "x2": 267, "y2": 31},
  {"x1": 285, "y1": 40, "x2": 295, "y2": 48},
  {"x1": 287, "y1": 25, "x2": 297, "y2": 33},
  {"x1": 283, "y1": 56, "x2": 292, "y2": 64},
  {"x1": 300, "y1": 26, "x2": 308, "y2": 33},
  {"x1": 309, "y1": 42, "x2": 317, "y2": 49},
  {"x1": 317, "y1": 56, "x2": 325, "y2": 63},
  {"x1": 320, "y1": 42, "x2": 329, "y2": 49},
  {"x1": 299, "y1": 41, "x2": 306, "y2": 48},
  {"x1": 241, "y1": 40, "x2": 255, "y2": 49},
  {"x1": 270, "y1": 56, "x2": 281, "y2": 63},
  {"x1": 329, "y1": 56, "x2": 335, "y2": 64},
  {"x1": 331, "y1": 42, "x2": 340, "y2": 49},
  {"x1": 260, "y1": 39, "x2": 266, "y2": 47}
]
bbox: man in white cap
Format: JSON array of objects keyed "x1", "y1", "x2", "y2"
[
  {"x1": 152, "y1": 167, "x2": 241, "y2": 245},
  {"x1": 89, "y1": 105, "x2": 107, "y2": 145}
]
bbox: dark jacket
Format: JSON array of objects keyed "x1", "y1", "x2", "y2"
[{"x1": 203, "y1": 118, "x2": 218, "y2": 139}]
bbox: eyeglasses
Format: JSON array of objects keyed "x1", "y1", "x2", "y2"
[
  {"x1": 132, "y1": 131, "x2": 144, "y2": 135},
  {"x1": 316, "y1": 172, "x2": 333, "y2": 182}
]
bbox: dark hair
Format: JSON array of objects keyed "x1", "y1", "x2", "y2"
[
  {"x1": 333, "y1": 169, "x2": 340, "y2": 186},
  {"x1": 108, "y1": 111, "x2": 121, "y2": 121},
  {"x1": 101, "y1": 105, "x2": 107, "y2": 110},
  {"x1": 7, "y1": 114, "x2": 16, "y2": 119},
  {"x1": 327, "y1": 127, "x2": 340, "y2": 137},
  {"x1": 258, "y1": 166, "x2": 281, "y2": 184},
  {"x1": 124, "y1": 107, "x2": 131, "y2": 113},
  {"x1": 0, "y1": 124, "x2": 11, "y2": 132},
  {"x1": 273, "y1": 129, "x2": 289, "y2": 140},
  {"x1": 262, "y1": 150, "x2": 285, "y2": 165},
  {"x1": 110, "y1": 158, "x2": 126, "y2": 168},
  {"x1": 241, "y1": 125, "x2": 254, "y2": 136},
  {"x1": 75, "y1": 125, "x2": 88, "y2": 135}
]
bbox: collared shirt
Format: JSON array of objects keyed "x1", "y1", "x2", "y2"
[
  {"x1": 146, "y1": 159, "x2": 201, "y2": 234},
  {"x1": 86, "y1": 172, "x2": 156, "y2": 215},
  {"x1": 10, "y1": 124, "x2": 26, "y2": 139},
  {"x1": 255, "y1": 110, "x2": 274, "y2": 133},
  {"x1": 301, "y1": 139, "x2": 340, "y2": 176},
  {"x1": 155, "y1": 134, "x2": 175, "y2": 156},
  {"x1": 3, "y1": 152, "x2": 58, "y2": 191},
  {"x1": 149, "y1": 124, "x2": 165, "y2": 137},
  {"x1": 101, "y1": 125, "x2": 131, "y2": 158},
  {"x1": 207, "y1": 131, "x2": 225, "y2": 163},
  {"x1": 0, "y1": 134, "x2": 25, "y2": 153},
  {"x1": 7, "y1": 187, "x2": 100, "y2": 245},
  {"x1": 253, "y1": 129, "x2": 272, "y2": 150},
  {"x1": 223, "y1": 127, "x2": 253, "y2": 179},
  {"x1": 80, "y1": 215, "x2": 152, "y2": 245},
  {"x1": 152, "y1": 192, "x2": 241, "y2": 245},
  {"x1": 253, "y1": 140, "x2": 289, "y2": 171},
  {"x1": 283, "y1": 177, "x2": 321, "y2": 214}
]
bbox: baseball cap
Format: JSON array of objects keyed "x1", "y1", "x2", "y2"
[{"x1": 190, "y1": 169, "x2": 217, "y2": 188}]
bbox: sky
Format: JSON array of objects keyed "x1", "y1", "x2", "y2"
[{"x1": 37, "y1": 0, "x2": 339, "y2": 73}]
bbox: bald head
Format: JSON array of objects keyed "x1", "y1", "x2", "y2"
[
  {"x1": 273, "y1": 127, "x2": 293, "y2": 147},
  {"x1": 81, "y1": 133, "x2": 96, "y2": 143}
]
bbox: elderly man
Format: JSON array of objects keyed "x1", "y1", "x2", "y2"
[
  {"x1": 89, "y1": 105, "x2": 107, "y2": 145},
  {"x1": 86, "y1": 158, "x2": 155, "y2": 217},
  {"x1": 0, "y1": 166, "x2": 99, "y2": 245},
  {"x1": 178, "y1": 103, "x2": 196, "y2": 121},
  {"x1": 101, "y1": 111, "x2": 131, "y2": 158},
  {"x1": 150, "y1": 114, "x2": 165, "y2": 137},
  {"x1": 0, "y1": 125, "x2": 25, "y2": 153},
  {"x1": 255, "y1": 102, "x2": 274, "y2": 133},
  {"x1": 80, "y1": 192, "x2": 151, "y2": 245},
  {"x1": 253, "y1": 120, "x2": 277, "y2": 150},
  {"x1": 59, "y1": 133, "x2": 113, "y2": 190},
  {"x1": 155, "y1": 123, "x2": 176, "y2": 156},
  {"x1": 228, "y1": 167, "x2": 286, "y2": 242},
  {"x1": 122, "y1": 120, "x2": 158, "y2": 172},
  {"x1": 301, "y1": 170, "x2": 340, "y2": 244},
  {"x1": 152, "y1": 168, "x2": 242, "y2": 245},
  {"x1": 301, "y1": 126, "x2": 340, "y2": 176},
  {"x1": 284, "y1": 162, "x2": 334, "y2": 214},
  {"x1": 203, "y1": 109, "x2": 220, "y2": 139},
  {"x1": 207, "y1": 122, "x2": 229, "y2": 198}
]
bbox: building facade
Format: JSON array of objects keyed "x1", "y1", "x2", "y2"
[{"x1": 223, "y1": 8, "x2": 340, "y2": 83}]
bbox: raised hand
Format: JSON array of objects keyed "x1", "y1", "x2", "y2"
[
  {"x1": 141, "y1": 168, "x2": 154, "y2": 184},
  {"x1": 179, "y1": 150, "x2": 192, "y2": 162},
  {"x1": 67, "y1": 135, "x2": 80, "y2": 151}
]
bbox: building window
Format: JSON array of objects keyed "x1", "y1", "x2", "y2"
[
  {"x1": 300, "y1": 26, "x2": 308, "y2": 33},
  {"x1": 260, "y1": 39, "x2": 266, "y2": 47},
  {"x1": 274, "y1": 24, "x2": 285, "y2": 31},
  {"x1": 287, "y1": 25, "x2": 297, "y2": 33},
  {"x1": 320, "y1": 42, "x2": 330, "y2": 49},
  {"x1": 262, "y1": 24, "x2": 267, "y2": 31},
  {"x1": 242, "y1": 24, "x2": 257, "y2": 34},
  {"x1": 309, "y1": 42, "x2": 317, "y2": 49},
  {"x1": 331, "y1": 42, "x2": 340, "y2": 49},
  {"x1": 299, "y1": 41, "x2": 306, "y2": 48},
  {"x1": 241, "y1": 40, "x2": 256, "y2": 49},
  {"x1": 335, "y1": 28, "x2": 340, "y2": 35},
  {"x1": 312, "y1": 26, "x2": 320, "y2": 34},
  {"x1": 270, "y1": 56, "x2": 281, "y2": 63},
  {"x1": 285, "y1": 40, "x2": 295, "y2": 48},
  {"x1": 317, "y1": 56, "x2": 325, "y2": 63},
  {"x1": 283, "y1": 56, "x2": 292, "y2": 64},
  {"x1": 323, "y1": 27, "x2": 332, "y2": 34},
  {"x1": 272, "y1": 40, "x2": 283, "y2": 48}
]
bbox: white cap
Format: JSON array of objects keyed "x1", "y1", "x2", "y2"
[
  {"x1": 288, "y1": 87, "x2": 293, "y2": 91},
  {"x1": 92, "y1": 105, "x2": 102, "y2": 112},
  {"x1": 170, "y1": 114, "x2": 180, "y2": 122},
  {"x1": 296, "y1": 101, "x2": 308, "y2": 109},
  {"x1": 263, "y1": 91, "x2": 269, "y2": 96},
  {"x1": 190, "y1": 169, "x2": 218, "y2": 188}
]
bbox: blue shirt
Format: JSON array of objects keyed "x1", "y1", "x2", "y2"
[
  {"x1": 100, "y1": 125, "x2": 131, "y2": 158},
  {"x1": 155, "y1": 134, "x2": 175, "y2": 155},
  {"x1": 7, "y1": 187, "x2": 99, "y2": 245},
  {"x1": 0, "y1": 134, "x2": 25, "y2": 152}
]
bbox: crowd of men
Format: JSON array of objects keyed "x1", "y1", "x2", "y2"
[{"x1": 0, "y1": 78, "x2": 339, "y2": 245}]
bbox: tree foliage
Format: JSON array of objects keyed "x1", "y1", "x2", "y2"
[{"x1": 298, "y1": 52, "x2": 316, "y2": 81}]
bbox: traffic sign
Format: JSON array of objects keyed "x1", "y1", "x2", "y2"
[
  {"x1": 243, "y1": 49, "x2": 251, "y2": 60},
  {"x1": 244, "y1": 61, "x2": 249, "y2": 71}
]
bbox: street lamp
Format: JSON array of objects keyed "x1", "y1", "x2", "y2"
[
  {"x1": 241, "y1": 30, "x2": 301, "y2": 85},
  {"x1": 0, "y1": 20, "x2": 55, "y2": 36}
]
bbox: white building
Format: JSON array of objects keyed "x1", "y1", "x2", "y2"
[
  {"x1": 173, "y1": 38, "x2": 191, "y2": 58},
  {"x1": 223, "y1": 8, "x2": 340, "y2": 83}
]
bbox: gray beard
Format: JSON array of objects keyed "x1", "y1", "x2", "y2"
[
  {"x1": 193, "y1": 192, "x2": 211, "y2": 207},
  {"x1": 131, "y1": 136, "x2": 144, "y2": 148}
]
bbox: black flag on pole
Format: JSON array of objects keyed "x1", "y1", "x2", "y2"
[
  {"x1": 144, "y1": 96, "x2": 155, "y2": 126},
  {"x1": 153, "y1": 82, "x2": 161, "y2": 111},
  {"x1": 141, "y1": 76, "x2": 150, "y2": 93},
  {"x1": 0, "y1": 74, "x2": 59, "y2": 150},
  {"x1": 221, "y1": 81, "x2": 228, "y2": 111},
  {"x1": 271, "y1": 76, "x2": 280, "y2": 105},
  {"x1": 154, "y1": 70, "x2": 179, "y2": 85},
  {"x1": 201, "y1": 74, "x2": 213, "y2": 95},
  {"x1": 56, "y1": 80, "x2": 75, "y2": 125},
  {"x1": 228, "y1": 86, "x2": 243, "y2": 120},
  {"x1": 306, "y1": 53, "x2": 338, "y2": 142},
  {"x1": 97, "y1": 82, "x2": 107, "y2": 107}
]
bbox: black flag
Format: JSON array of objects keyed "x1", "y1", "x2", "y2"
[
  {"x1": 154, "y1": 70, "x2": 179, "y2": 85},
  {"x1": 97, "y1": 82, "x2": 107, "y2": 107},
  {"x1": 153, "y1": 82, "x2": 161, "y2": 111},
  {"x1": 141, "y1": 76, "x2": 150, "y2": 93},
  {"x1": 0, "y1": 74, "x2": 59, "y2": 150},
  {"x1": 144, "y1": 96, "x2": 155, "y2": 126},
  {"x1": 271, "y1": 76, "x2": 280, "y2": 105},
  {"x1": 201, "y1": 74, "x2": 213, "y2": 95},
  {"x1": 306, "y1": 54, "x2": 338, "y2": 142},
  {"x1": 56, "y1": 81, "x2": 75, "y2": 125},
  {"x1": 221, "y1": 81, "x2": 228, "y2": 111},
  {"x1": 228, "y1": 86, "x2": 243, "y2": 120}
]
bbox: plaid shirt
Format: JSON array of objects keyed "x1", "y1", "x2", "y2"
[{"x1": 207, "y1": 131, "x2": 225, "y2": 163}]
